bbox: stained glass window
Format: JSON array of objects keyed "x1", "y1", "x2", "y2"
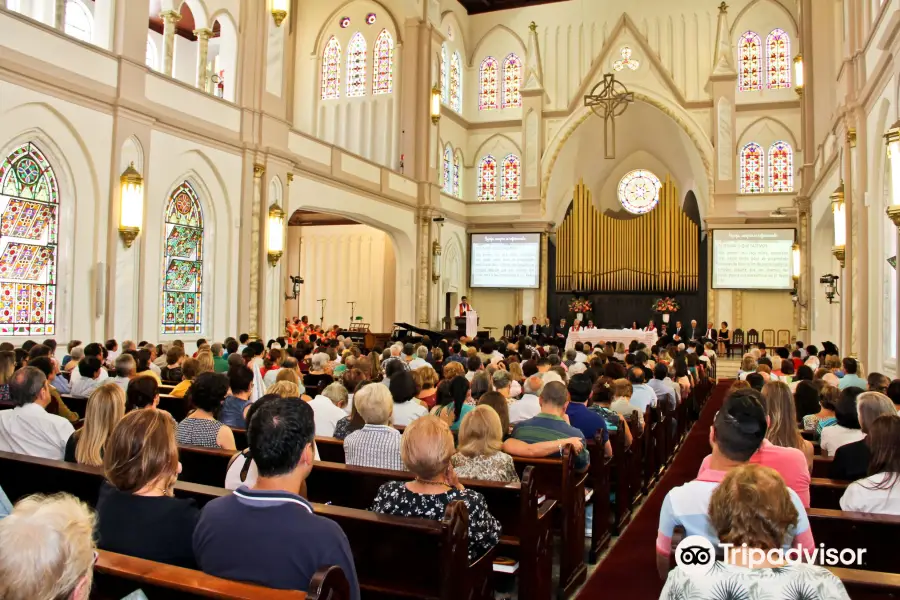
[
  {"x1": 0, "y1": 143, "x2": 58, "y2": 336},
  {"x1": 768, "y1": 141, "x2": 793, "y2": 192},
  {"x1": 442, "y1": 145, "x2": 453, "y2": 195},
  {"x1": 450, "y1": 51, "x2": 462, "y2": 113},
  {"x1": 740, "y1": 142, "x2": 765, "y2": 194},
  {"x1": 479, "y1": 57, "x2": 499, "y2": 110},
  {"x1": 346, "y1": 32, "x2": 367, "y2": 98},
  {"x1": 373, "y1": 29, "x2": 394, "y2": 95},
  {"x1": 502, "y1": 54, "x2": 522, "y2": 108},
  {"x1": 321, "y1": 36, "x2": 341, "y2": 100},
  {"x1": 65, "y1": 0, "x2": 92, "y2": 43},
  {"x1": 161, "y1": 182, "x2": 204, "y2": 334},
  {"x1": 766, "y1": 28, "x2": 791, "y2": 89},
  {"x1": 477, "y1": 156, "x2": 497, "y2": 202},
  {"x1": 617, "y1": 170, "x2": 662, "y2": 214},
  {"x1": 452, "y1": 150, "x2": 462, "y2": 197},
  {"x1": 501, "y1": 154, "x2": 520, "y2": 201},
  {"x1": 441, "y1": 44, "x2": 449, "y2": 106},
  {"x1": 738, "y1": 31, "x2": 762, "y2": 91}
]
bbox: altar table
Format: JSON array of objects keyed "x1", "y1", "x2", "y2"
[{"x1": 565, "y1": 328, "x2": 659, "y2": 350}]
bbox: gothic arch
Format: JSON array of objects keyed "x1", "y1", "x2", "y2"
[
  {"x1": 439, "y1": 10, "x2": 469, "y2": 60},
  {"x1": 735, "y1": 116, "x2": 798, "y2": 150},
  {"x1": 309, "y1": 0, "x2": 403, "y2": 56},
  {"x1": 469, "y1": 25, "x2": 525, "y2": 68},
  {"x1": 442, "y1": 232, "x2": 464, "y2": 295},
  {"x1": 730, "y1": 0, "x2": 798, "y2": 38},
  {"x1": 470, "y1": 133, "x2": 523, "y2": 162},
  {"x1": 162, "y1": 0, "x2": 210, "y2": 30}
]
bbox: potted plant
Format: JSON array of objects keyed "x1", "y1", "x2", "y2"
[{"x1": 651, "y1": 297, "x2": 680, "y2": 323}]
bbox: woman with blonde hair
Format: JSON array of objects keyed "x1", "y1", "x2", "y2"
[
  {"x1": 266, "y1": 380, "x2": 301, "y2": 398},
  {"x1": 0, "y1": 349, "x2": 15, "y2": 403},
  {"x1": 65, "y1": 383, "x2": 126, "y2": 466},
  {"x1": 613, "y1": 342, "x2": 626, "y2": 361},
  {"x1": 452, "y1": 405, "x2": 519, "y2": 483},
  {"x1": 760, "y1": 381, "x2": 814, "y2": 470},
  {"x1": 443, "y1": 361, "x2": 465, "y2": 380},
  {"x1": 371, "y1": 415, "x2": 501, "y2": 561},
  {"x1": 737, "y1": 354, "x2": 758, "y2": 380},
  {"x1": 195, "y1": 350, "x2": 215, "y2": 376},
  {"x1": 97, "y1": 409, "x2": 199, "y2": 567}
]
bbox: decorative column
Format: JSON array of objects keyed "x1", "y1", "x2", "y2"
[
  {"x1": 160, "y1": 10, "x2": 181, "y2": 77},
  {"x1": 795, "y1": 196, "x2": 811, "y2": 339},
  {"x1": 415, "y1": 209, "x2": 432, "y2": 327},
  {"x1": 840, "y1": 129, "x2": 853, "y2": 356},
  {"x1": 537, "y1": 230, "x2": 549, "y2": 321},
  {"x1": 54, "y1": 0, "x2": 65, "y2": 30},
  {"x1": 194, "y1": 28, "x2": 213, "y2": 91},
  {"x1": 249, "y1": 163, "x2": 265, "y2": 338},
  {"x1": 522, "y1": 21, "x2": 546, "y2": 209}
]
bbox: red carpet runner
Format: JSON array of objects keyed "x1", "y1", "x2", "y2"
[{"x1": 576, "y1": 380, "x2": 731, "y2": 599}]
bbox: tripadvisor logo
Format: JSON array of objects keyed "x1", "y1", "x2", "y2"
[
  {"x1": 674, "y1": 536, "x2": 868, "y2": 572},
  {"x1": 674, "y1": 536, "x2": 716, "y2": 575}
]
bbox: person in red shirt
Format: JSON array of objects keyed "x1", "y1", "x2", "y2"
[{"x1": 458, "y1": 296, "x2": 473, "y2": 317}]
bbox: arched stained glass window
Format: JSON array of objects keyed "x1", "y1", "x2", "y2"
[
  {"x1": 321, "y1": 36, "x2": 341, "y2": 100},
  {"x1": 738, "y1": 31, "x2": 762, "y2": 91},
  {"x1": 502, "y1": 54, "x2": 522, "y2": 108},
  {"x1": 161, "y1": 182, "x2": 204, "y2": 334},
  {"x1": 373, "y1": 29, "x2": 394, "y2": 95},
  {"x1": 442, "y1": 145, "x2": 453, "y2": 195},
  {"x1": 346, "y1": 32, "x2": 367, "y2": 98},
  {"x1": 146, "y1": 36, "x2": 159, "y2": 71},
  {"x1": 740, "y1": 142, "x2": 765, "y2": 194},
  {"x1": 501, "y1": 154, "x2": 520, "y2": 201},
  {"x1": 766, "y1": 29, "x2": 791, "y2": 89},
  {"x1": 477, "y1": 156, "x2": 497, "y2": 202},
  {"x1": 768, "y1": 141, "x2": 793, "y2": 192},
  {"x1": 0, "y1": 143, "x2": 59, "y2": 336},
  {"x1": 452, "y1": 150, "x2": 462, "y2": 197},
  {"x1": 64, "y1": 0, "x2": 92, "y2": 43},
  {"x1": 440, "y1": 44, "x2": 449, "y2": 106},
  {"x1": 449, "y1": 51, "x2": 462, "y2": 113},
  {"x1": 479, "y1": 57, "x2": 499, "y2": 110}
]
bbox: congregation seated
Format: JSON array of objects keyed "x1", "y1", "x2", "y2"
[
  {"x1": 760, "y1": 381, "x2": 814, "y2": 470},
  {"x1": 508, "y1": 374, "x2": 543, "y2": 424},
  {"x1": 160, "y1": 345, "x2": 183, "y2": 382},
  {"x1": 125, "y1": 372, "x2": 162, "y2": 412},
  {"x1": 389, "y1": 370, "x2": 428, "y2": 426},
  {"x1": 219, "y1": 364, "x2": 253, "y2": 429},
  {"x1": 821, "y1": 387, "x2": 866, "y2": 456},
  {"x1": 411, "y1": 365, "x2": 439, "y2": 408},
  {"x1": 170, "y1": 357, "x2": 199, "y2": 398},
  {"x1": 0, "y1": 493, "x2": 96, "y2": 600},
  {"x1": 344, "y1": 383, "x2": 405, "y2": 470},
  {"x1": 195, "y1": 396, "x2": 360, "y2": 598},
  {"x1": 451, "y1": 405, "x2": 519, "y2": 483},
  {"x1": 431, "y1": 375, "x2": 474, "y2": 431},
  {"x1": 840, "y1": 414, "x2": 900, "y2": 515},
  {"x1": 657, "y1": 388, "x2": 813, "y2": 578},
  {"x1": 309, "y1": 382, "x2": 350, "y2": 436},
  {"x1": 303, "y1": 352, "x2": 334, "y2": 390},
  {"x1": 333, "y1": 381, "x2": 370, "y2": 440},
  {"x1": 660, "y1": 464, "x2": 848, "y2": 598},
  {"x1": 29, "y1": 354, "x2": 79, "y2": 422},
  {"x1": 371, "y1": 415, "x2": 501, "y2": 562},
  {"x1": 830, "y1": 392, "x2": 896, "y2": 481},
  {"x1": 71, "y1": 356, "x2": 104, "y2": 398},
  {"x1": 97, "y1": 409, "x2": 199, "y2": 567},
  {"x1": 176, "y1": 372, "x2": 236, "y2": 451},
  {"x1": 565, "y1": 373, "x2": 611, "y2": 455},
  {"x1": 64, "y1": 383, "x2": 125, "y2": 465},
  {"x1": 589, "y1": 375, "x2": 633, "y2": 446},
  {"x1": 0, "y1": 366, "x2": 74, "y2": 460}
]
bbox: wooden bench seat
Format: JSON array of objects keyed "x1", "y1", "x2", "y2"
[
  {"x1": 177, "y1": 444, "x2": 237, "y2": 488},
  {"x1": 810, "y1": 477, "x2": 849, "y2": 510},
  {"x1": 812, "y1": 455, "x2": 835, "y2": 479},
  {"x1": 62, "y1": 393, "x2": 189, "y2": 421},
  {"x1": 827, "y1": 567, "x2": 900, "y2": 599},
  {"x1": 808, "y1": 508, "x2": 900, "y2": 574},
  {"x1": 92, "y1": 550, "x2": 348, "y2": 599},
  {"x1": 0, "y1": 451, "x2": 493, "y2": 600}
]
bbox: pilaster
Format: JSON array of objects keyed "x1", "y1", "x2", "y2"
[
  {"x1": 160, "y1": 10, "x2": 181, "y2": 77},
  {"x1": 249, "y1": 163, "x2": 265, "y2": 338},
  {"x1": 194, "y1": 28, "x2": 213, "y2": 91},
  {"x1": 54, "y1": 0, "x2": 64, "y2": 30},
  {"x1": 522, "y1": 21, "x2": 546, "y2": 208}
]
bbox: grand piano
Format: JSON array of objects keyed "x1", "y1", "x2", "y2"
[{"x1": 391, "y1": 322, "x2": 461, "y2": 342}]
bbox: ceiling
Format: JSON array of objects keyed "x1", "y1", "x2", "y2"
[
  {"x1": 456, "y1": 0, "x2": 573, "y2": 15},
  {"x1": 289, "y1": 210, "x2": 358, "y2": 227}
]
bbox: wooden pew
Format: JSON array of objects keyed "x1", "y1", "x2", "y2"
[
  {"x1": 810, "y1": 477, "x2": 849, "y2": 510},
  {"x1": 92, "y1": 550, "x2": 348, "y2": 600},
  {"x1": 62, "y1": 393, "x2": 189, "y2": 421},
  {"x1": 0, "y1": 451, "x2": 493, "y2": 600},
  {"x1": 315, "y1": 436, "x2": 347, "y2": 463},
  {"x1": 808, "y1": 508, "x2": 900, "y2": 573},
  {"x1": 177, "y1": 444, "x2": 236, "y2": 488},
  {"x1": 812, "y1": 455, "x2": 835, "y2": 479},
  {"x1": 584, "y1": 433, "x2": 612, "y2": 562},
  {"x1": 828, "y1": 567, "x2": 900, "y2": 599},
  {"x1": 626, "y1": 410, "x2": 645, "y2": 508},
  {"x1": 607, "y1": 427, "x2": 631, "y2": 535},
  {"x1": 305, "y1": 461, "x2": 554, "y2": 600}
]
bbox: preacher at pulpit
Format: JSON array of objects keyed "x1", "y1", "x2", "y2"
[{"x1": 457, "y1": 296, "x2": 473, "y2": 317}]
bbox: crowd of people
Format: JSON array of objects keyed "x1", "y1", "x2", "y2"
[{"x1": 0, "y1": 329, "x2": 892, "y2": 598}]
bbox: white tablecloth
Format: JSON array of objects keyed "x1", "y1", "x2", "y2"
[{"x1": 565, "y1": 329, "x2": 658, "y2": 350}]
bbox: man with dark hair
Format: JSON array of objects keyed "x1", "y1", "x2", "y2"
[
  {"x1": 838, "y1": 357, "x2": 866, "y2": 390},
  {"x1": 745, "y1": 372, "x2": 765, "y2": 392},
  {"x1": 225, "y1": 339, "x2": 239, "y2": 357},
  {"x1": 628, "y1": 366, "x2": 657, "y2": 414},
  {"x1": 104, "y1": 339, "x2": 119, "y2": 365},
  {"x1": 867, "y1": 372, "x2": 890, "y2": 394},
  {"x1": 219, "y1": 365, "x2": 254, "y2": 429},
  {"x1": 25, "y1": 356, "x2": 78, "y2": 423},
  {"x1": 27, "y1": 344, "x2": 51, "y2": 362},
  {"x1": 647, "y1": 363, "x2": 676, "y2": 410},
  {"x1": 193, "y1": 398, "x2": 360, "y2": 599},
  {"x1": 71, "y1": 356, "x2": 103, "y2": 398},
  {"x1": 42, "y1": 339, "x2": 58, "y2": 353},
  {"x1": 565, "y1": 374, "x2": 611, "y2": 455},
  {"x1": 505, "y1": 381, "x2": 590, "y2": 471},
  {"x1": 655, "y1": 389, "x2": 814, "y2": 578},
  {"x1": 0, "y1": 366, "x2": 73, "y2": 459},
  {"x1": 465, "y1": 355, "x2": 482, "y2": 382},
  {"x1": 237, "y1": 333, "x2": 250, "y2": 352}
]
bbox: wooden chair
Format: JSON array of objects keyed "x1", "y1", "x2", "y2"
[
  {"x1": 776, "y1": 329, "x2": 792, "y2": 347},
  {"x1": 729, "y1": 328, "x2": 745, "y2": 358},
  {"x1": 746, "y1": 328, "x2": 760, "y2": 346},
  {"x1": 503, "y1": 324, "x2": 514, "y2": 338},
  {"x1": 762, "y1": 328, "x2": 776, "y2": 348}
]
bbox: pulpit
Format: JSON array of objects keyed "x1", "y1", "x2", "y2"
[{"x1": 455, "y1": 312, "x2": 478, "y2": 338}]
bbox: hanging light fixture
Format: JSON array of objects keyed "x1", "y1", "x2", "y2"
[
  {"x1": 793, "y1": 54, "x2": 804, "y2": 95},
  {"x1": 271, "y1": 0, "x2": 288, "y2": 27},
  {"x1": 119, "y1": 162, "x2": 143, "y2": 248},
  {"x1": 430, "y1": 85, "x2": 442, "y2": 124},
  {"x1": 431, "y1": 240, "x2": 442, "y2": 283},
  {"x1": 831, "y1": 181, "x2": 846, "y2": 268},
  {"x1": 792, "y1": 243, "x2": 801, "y2": 282},
  {"x1": 885, "y1": 120, "x2": 900, "y2": 229},
  {"x1": 267, "y1": 203, "x2": 285, "y2": 266}
]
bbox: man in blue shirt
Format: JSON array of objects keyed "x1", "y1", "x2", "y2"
[
  {"x1": 193, "y1": 398, "x2": 360, "y2": 599},
  {"x1": 565, "y1": 374, "x2": 611, "y2": 457},
  {"x1": 628, "y1": 367, "x2": 658, "y2": 414},
  {"x1": 647, "y1": 363, "x2": 676, "y2": 411},
  {"x1": 506, "y1": 381, "x2": 590, "y2": 471},
  {"x1": 838, "y1": 357, "x2": 866, "y2": 390}
]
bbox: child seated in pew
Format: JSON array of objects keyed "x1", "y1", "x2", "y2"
[{"x1": 840, "y1": 414, "x2": 900, "y2": 515}]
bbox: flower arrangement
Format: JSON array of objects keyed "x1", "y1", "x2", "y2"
[
  {"x1": 652, "y1": 297, "x2": 680, "y2": 313},
  {"x1": 568, "y1": 297, "x2": 592, "y2": 314}
]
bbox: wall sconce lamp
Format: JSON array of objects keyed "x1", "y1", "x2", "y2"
[
  {"x1": 431, "y1": 240, "x2": 442, "y2": 283},
  {"x1": 271, "y1": 0, "x2": 288, "y2": 27},
  {"x1": 119, "y1": 162, "x2": 143, "y2": 248},
  {"x1": 885, "y1": 120, "x2": 900, "y2": 229},
  {"x1": 285, "y1": 275, "x2": 304, "y2": 300},
  {"x1": 267, "y1": 203, "x2": 285, "y2": 267},
  {"x1": 793, "y1": 55, "x2": 804, "y2": 95},
  {"x1": 831, "y1": 181, "x2": 846, "y2": 268},
  {"x1": 430, "y1": 85, "x2": 442, "y2": 124},
  {"x1": 790, "y1": 243, "x2": 807, "y2": 307},
  {"x1": 820, "y1": 273, "x2": 840, "y2": 305}
]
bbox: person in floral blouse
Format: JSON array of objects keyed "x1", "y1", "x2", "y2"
[
  {"x1": 370, "y1": 415, "x2": 501, "y2": 562},
  {"x1": 451, "y1": 405, "x2": 519, "y2": 483}
]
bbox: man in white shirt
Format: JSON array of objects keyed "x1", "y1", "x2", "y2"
[
  {"x1": 509, "y1": 375, "x2": 544, "y2": 424},
  {"x1": 407, "y1": 345, "x2": 430, "y2": 371},
  {"x1": 307, "y1": 382, "x2": 349, "y2": 437},
  {"x1": 112, "y1": 353, "x2": 136, "y2": 392},
  {"x1": 465, "y1": 356, "x2": 482, "y2": 382},
  {"x1": 0, "y1": 366, "x2": 74, "y2": 460},
  {"x1": 104, "y1": 339, "x2": 119, "y2": 368},
  {"x1": 70, "y1": 357, "x2": 105, "y2": 398},
  {"x1": 628, "y1": 367, "x2": 658, "y2": 414}
]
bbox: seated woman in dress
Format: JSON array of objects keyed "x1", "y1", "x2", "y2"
[
  {"x1": 717, "y1": 321, "x2": 730, "y2": 355},
  {"x1": 660, "y1": 464, "x2": 849, "y2": 598},
  {"x1": 176, "y1": 372, "x2": 236, "y2": 450},
  {"x1": 645, "y1": 319, "x2": 657, "y2": 332},
  {"x1": 830, "y1": 392, "x2": 897, "y2": 481},
  {"x1": 821, "y1": 387, "x2": 865, "y2": 456},
  {"x1": 65, "y1": 383, "x2": 126, "y2": 465},
  {"x1": 97, "y1": 409, "x2": 200, "y2": 567},
  {"x1": 371, "y1": 415, "x2": 501, "y2": 562},
  {"x1": 840, "y1": 414, "x2": 900, "y2": 515},
  {"x1": 451, "y1": 405, "x2": 519, "y2": 483}
]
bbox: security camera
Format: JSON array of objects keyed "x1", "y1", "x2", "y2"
[
  {"x1": 432, "y1": 216, "x2": 445, "y2": 223},
  {"x1": 819, "y1": 274, "x2": 838, "y2": 285}
]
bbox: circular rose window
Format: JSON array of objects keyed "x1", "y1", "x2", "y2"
[{"x1": 617, "y1": 169, "x2": 662, "y2": 214}]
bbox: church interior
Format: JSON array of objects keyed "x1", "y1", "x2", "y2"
[{"x1": 0, "y1": 0, "x2": 899, "y2": 598}]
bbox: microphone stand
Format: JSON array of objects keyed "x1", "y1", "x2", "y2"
[
  {"x1": 317, "y1": 299, "x2": 326, "y2": 327},
  {"x1": 348, "y1": 301, "x2": 356, "y2": 327}
]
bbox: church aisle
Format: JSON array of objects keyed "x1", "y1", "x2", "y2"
[{"x1": 575, "y1": 380, "x2": 731, "y2": 599}]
